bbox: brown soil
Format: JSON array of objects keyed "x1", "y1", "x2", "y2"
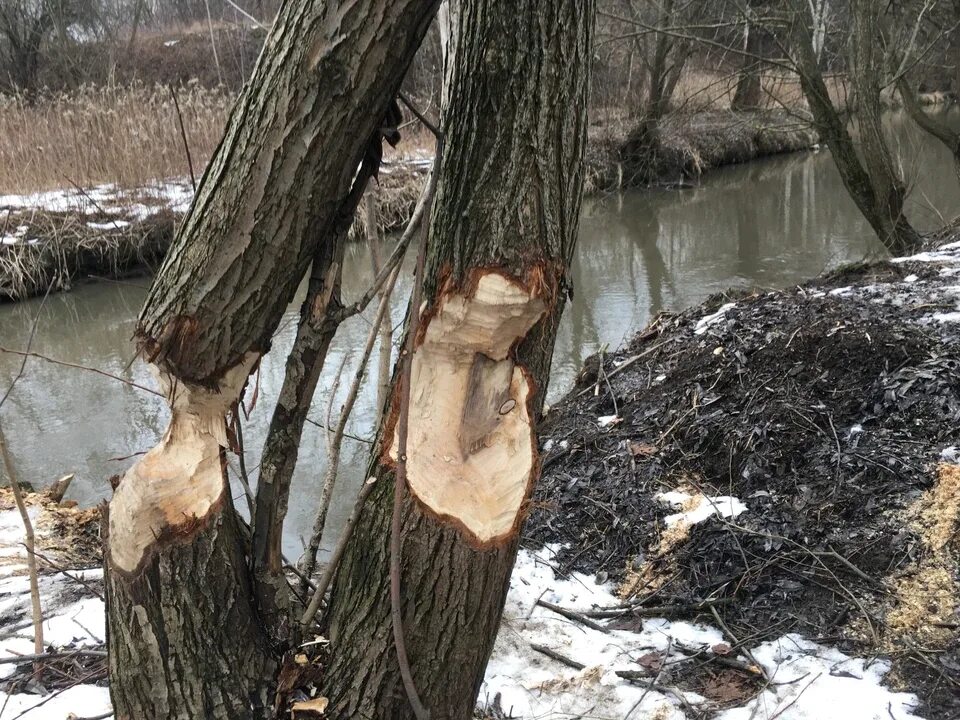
[{"x1": 525, "y1": 236, "x2": 960, "y2": 717}]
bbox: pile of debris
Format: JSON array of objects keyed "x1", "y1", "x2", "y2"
[{"x1": 526, "y1": 235, "x2": 960, "y2": 717}]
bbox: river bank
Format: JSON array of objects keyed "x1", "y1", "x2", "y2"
[
  {"x1": 2, "y1": 233, "x2": 958, "y2": 717},
  {"x1": 0, "y1": 109, "x2": 817, "y2": 302},
  {"x1": 526, "y1": 229, "x2": 960, "y2": 718}
]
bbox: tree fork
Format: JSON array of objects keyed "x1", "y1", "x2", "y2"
[
  {"x1": 106, "y1": 1, "x2": 441, "y2": 717},
  {"x1": 320, "y1": 1, "x2": 594, "y2": 717}
]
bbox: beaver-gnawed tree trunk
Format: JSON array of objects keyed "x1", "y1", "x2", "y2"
[
  {"x1": 319, "y1": 1, "x2": 594, "y2": 718},
  {"x1": 104, "y1": 1, "x2": 440, "y2": 718}
]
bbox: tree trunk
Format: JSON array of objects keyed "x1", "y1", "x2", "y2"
[
  {"x1": 791, "y1": 0, "x2": 921, "y2": 254},
  {"x1": 320, "y1": 2, "x2": 594, "y2": 718},
  {"x1": 105, "y1": 1, "x2": 440, "y2": 718},
  {"x1": 848, "y1": 0, "x2": 921, "y2": 253},
  {"x1": 898, "y1": 76, "x2": 960, "y2": 179},
  {"x1": 731, "y1": 4, "x2": 766, "y2": 111}
]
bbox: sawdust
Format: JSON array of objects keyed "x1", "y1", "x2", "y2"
[
  {"x1": 0, "y1": 486, "x2": 101, "y2": 571},
  {"x1": 913, "y1": 463, "x2": 960, "y2": 551},
  {"x1": 534, "y1": 665, "x2": 604, "y2": 694},
  {"x1": 884, "y1": 463, "x2": 959, "y2": 649}
]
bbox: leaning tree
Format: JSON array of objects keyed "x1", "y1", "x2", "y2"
[
  {"x1": 318, "y1": 0, "x2": 595, "y2": 717},
  {"x1": 103, "y1": 1, "x2": 440, "y2": 717}
]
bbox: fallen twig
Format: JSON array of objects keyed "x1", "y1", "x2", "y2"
[
  {"x1": 297, "y1": 265, "x2": 401, "y2": 588},
  {"x1": 536, "y1": 599, "x2": 610, "y2": 633},
  {"x1": 624, "y1": 637, "x2": 673, "y2": 720},
  {"x1": 530, "y1": 643, "x2": 585, "y2": 671}
]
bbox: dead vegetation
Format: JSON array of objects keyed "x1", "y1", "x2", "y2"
[
  {"x1": 0, "y1": 83, "x2": 233, "y2": 194},
  {"x1": 0, "y1": 210, "x2": 175, "y2": 300},
  {"x1": 586, "y1": 109, "x2": 819, "y2": 192},
  {"x1": 526, "y1": 236, "x2": 960, "y2": 717}
]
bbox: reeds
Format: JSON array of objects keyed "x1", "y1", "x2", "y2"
[{"x1": 0, "y1": 82, "x2": 234, "y2": 194}]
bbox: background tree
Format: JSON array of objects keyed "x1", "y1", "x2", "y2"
[
  {"x1": 318, "y1": 0, "x2": 594, "y2": 717},
  {"x1": 103, "y1": 1, "x2": 440, "y2": 718},
  {"x1": 788, "y1": 0, "x2": 922, "y2": 253}
]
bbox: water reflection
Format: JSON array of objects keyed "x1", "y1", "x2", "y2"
[{"x1": 2, "y1": 111, "x2": 958, "y2": 558}]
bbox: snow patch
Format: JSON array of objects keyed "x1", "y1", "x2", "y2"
[
  {"x1": 716, "y1": 635, "x2": 922, "y2": 720},
  {"x1": 694, "y1": 302, "x2": 737, "y2": 335},
  {"x1": 483, "y1": 548, "x2": 924, "y2": 720},
  {"x1": 87, "y1": 219, "x2": 130, "y2": 230},
  {"x1": 657, "y1": 491, "x2": 747, "y2": 526}
]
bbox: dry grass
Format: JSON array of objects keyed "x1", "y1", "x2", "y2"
[
  {"x1": 0, "y1": 83, "x2": 234, "y2": 194},
  {"x1": 0, "y1": 210, "x2": 175, "y2": 300}
]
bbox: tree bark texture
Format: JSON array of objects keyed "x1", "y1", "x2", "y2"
[
  {"x1": 320, "y1": 2, "x2": 594, "y2": 718},
  {"x1": 106, "y1": 2, "x2": 441, "y2": 718},
  {"x1": 848, "y1": 0, "x2": 921, "y2": 253},
  {"x1": 250, "y1": 150, "x2": 381, "y2": 638},
  {"x1": 730, "y1": 2, "x2": 768, "y2": 111},
  {"x1": 136, "y1": 0, "x2": 440, "y2": 385}
]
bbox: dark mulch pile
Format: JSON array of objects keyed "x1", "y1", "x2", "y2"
[{"x1": 525, "y1": 252, "x2": 960, "y2": 717}]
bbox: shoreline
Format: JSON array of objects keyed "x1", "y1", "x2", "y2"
[
  {"x1": 3, "y1": 233, "x2": 959, "y2": 715},
  {"x1": 0, "y1": 108, "x2": 820, "y2": 303},
  {"x1": 525, "y1": 229, "x2": 960, "y2": 718}
]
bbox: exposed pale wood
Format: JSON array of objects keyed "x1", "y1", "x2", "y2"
[
  {"x1": 106, "y1": 0, "x2": 442, "y2": 716},
  {"x1": 320, "y1": 1, "x2": 593, "y2": 716},
  {"x1": 387, "y1": 274, "x2": 546, "y2": 542}
]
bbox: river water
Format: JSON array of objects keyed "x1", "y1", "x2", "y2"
[{"x1": 2, "y1": 112, "x2": 959, "y2": 561}]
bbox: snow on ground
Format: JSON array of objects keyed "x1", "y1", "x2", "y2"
[
  {"x1": 0, "y1": 502, "x2": 928, "y2": 720},
  {"x1": 694, "y1": 302, "x2": 737, "y2": 335},
  {"x1": 0, "y1": 179, "x2": 195, "y2": 245},
  {"x1": 0, "y1": 506, "x2": 107, "y2": 719},
  {"x1": 482, "y1": 547, "x2": 924, "y2": 719},
  {"x1": 656, "y1": 491, "x2": 747, "y2": 527},
  {"x1": 0, "y1": 684, "x2": 111, "y2": 720}
]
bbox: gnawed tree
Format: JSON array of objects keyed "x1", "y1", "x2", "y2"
[
  {"x1": 104, "y1": 1, "x2": 440, "y2": 717},
  {"x1": 319, "y1": 0, "x2": 594, "y2": 717}
]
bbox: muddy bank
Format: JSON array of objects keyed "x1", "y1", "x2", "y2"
[{"x1": 525, "y1": 231, "x2": 960, "y2": 717}]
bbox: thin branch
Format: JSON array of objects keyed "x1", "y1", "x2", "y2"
[
  {"x1": 334, "y1": 157, "x2": 440, "y2": 324},
  {"x1": 0, "y1": 348, "x2": 162, "y2": 397},
  {"x1": 23, "y1": 545, "x2": 103, "y2": 601},
  {"x1": 398, "y1": 92, "x2": 442, "y2": 137},
  {"x1": 297, "y1": 264, "x2": 402, "y2": 589},
  {"x1": 169, "y1": 84, "x2": 197, "y2": 194},
  {"x1": 299, "y1": 476, "x2": 377, "y2": 626},
  {"x1": 0, "y1": 423, "x2": 44, "y2": 659},
  {"x1": 0, "y1": 283, "x2": 50, "y2": 412}
]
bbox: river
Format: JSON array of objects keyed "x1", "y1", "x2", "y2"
[{"x1": 2, "y1": 111, "x2": 959, "y2": 562}]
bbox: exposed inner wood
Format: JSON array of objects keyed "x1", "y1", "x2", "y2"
[
  {"x1": 390, "y1": 272, "x2": 546, "y2": 542},
  {"x1": 109, "y1": 354, "x2": 257, "y2": 574}
]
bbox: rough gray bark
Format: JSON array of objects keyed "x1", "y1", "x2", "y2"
[
  {"x1": 105, "y1": 1, "x2": 441, "y2": 718},
  {"x1": 137, "y1": 0, "x2": 441, "y2": 385},
  {"x1": 320, "y1": 1, "x2": 594, "y2": 718},
  {"x1": 731, "y1": 2, "x2": 768, "y2": 111},
  {"x1": 791, "y1": 0, "x2": 921, "y2": 254}
]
